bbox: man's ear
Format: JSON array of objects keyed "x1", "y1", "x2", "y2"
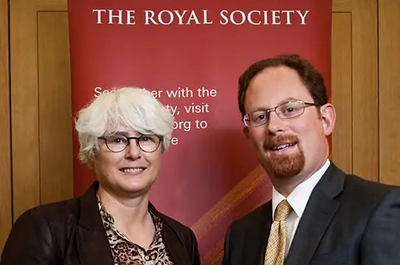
[
  {"x1": 320, "y1": 103, "x2": 336, "y2": 136},
  {"x1": 243, "y1": 126, "x2": 250, "y2": 140}
]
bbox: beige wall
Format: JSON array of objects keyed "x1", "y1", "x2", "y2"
[{"x1": 1, "y1": 0, "x2": 400, "y2": 256}]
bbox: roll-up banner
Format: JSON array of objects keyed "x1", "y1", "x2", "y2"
[{"x1": 67, "y1": 0, "x2": 332, "y2": 262}]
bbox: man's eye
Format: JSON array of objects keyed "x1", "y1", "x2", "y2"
[
  {"x1": 284, "y1": 107, "x2": 295, "y2": 113},
  {"x1": 252, "y1": 113, "x2": 267, "y2": 122},
  {"x1": 255, "y1": 114, "x2": 265, "y2": 121}
]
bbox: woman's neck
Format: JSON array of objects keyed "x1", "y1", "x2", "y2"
[{"x1": 97, "y1": 186, "x2": 151, "y2": 229}]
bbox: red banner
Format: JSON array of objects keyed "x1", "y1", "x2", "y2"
[{"x1": 68, "y1": 0, "x2": 331, "y2": 262}]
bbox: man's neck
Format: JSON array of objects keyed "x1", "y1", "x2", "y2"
[{"x1": 270, "y1": 159, "x2": 329, "y2": 197}]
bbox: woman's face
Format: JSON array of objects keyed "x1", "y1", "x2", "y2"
[{"x1": 93, "y1": 125, "x2": 163, "y2": 198}]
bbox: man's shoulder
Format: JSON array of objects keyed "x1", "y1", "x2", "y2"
[
  {"x1": 326, "y1": 163, "x2": 399, "y2": 200},
  {"x1": 229, "y1": 202, "x2": 271, "y2": 231},
  {"x1": 344, "y1": 173, "x2": 398, "y2": 197},
  {"x1": 334, "y1": 172, "x2": 400, "y2": 211}
]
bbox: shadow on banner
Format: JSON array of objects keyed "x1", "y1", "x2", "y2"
[{"x1": 67, "y1": 0, "x2": 332, "y2": 263}]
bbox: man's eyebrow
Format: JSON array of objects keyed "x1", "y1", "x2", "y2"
[
  {"x1": 249, "y1": 98, "x2": 300, "y2": 113},
  {"x1": 277, "y1": 98, "x2": 299, "y2": 105}
]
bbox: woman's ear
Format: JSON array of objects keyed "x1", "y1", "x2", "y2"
[{"x1": 320, "y1": 103, "x2": 336, "y2": 136}]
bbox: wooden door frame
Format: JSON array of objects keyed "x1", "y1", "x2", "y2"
[
  {"x1": 0, "y1": 0, "x2": 12, "y2": 252},
  {"x1": 331, "y1": 0, "x2": 379, "y2": 182},
  {"x1": 378, "y1": 0, "x2": 400, "y2": 185},
  {"x1": 9, "y1": 0, "x2": 68, "y2": 220}
]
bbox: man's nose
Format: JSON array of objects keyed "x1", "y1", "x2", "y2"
[{"x1": 267, "y1": 111, "x2": 286, "y2": 134}]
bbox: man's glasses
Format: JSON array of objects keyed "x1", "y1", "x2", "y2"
[
  {"x1": 98, "y1": 134, "x2": 162, "y2": 153},
  {"x1": 242, "y1": 100, "x2": 317, "y2": 127}
]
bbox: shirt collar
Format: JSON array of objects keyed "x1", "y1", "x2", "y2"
[{"x1": 272, "y1": 159, "x2": 330, "y2": 219}]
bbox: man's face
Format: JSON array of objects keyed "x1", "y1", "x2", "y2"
[{"x1": 243, "y1": 66, "x2": 335, "y2": 182}]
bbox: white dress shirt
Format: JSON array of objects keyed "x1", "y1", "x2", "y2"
[{"x1": 271, "y1": 159, "x2": 330, "y2": 256}]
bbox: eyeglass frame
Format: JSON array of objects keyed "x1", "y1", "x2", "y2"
[
  {"x1": 242, "y1": 100, "x2": 318, "y2": 128},
  {"x1": 98, "y1": 134, "x2": 163, "y2": 153}
]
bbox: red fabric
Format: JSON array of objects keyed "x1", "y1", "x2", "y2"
[{"x1": 67, "y1": 0, "x2": 332, "y2": 261}]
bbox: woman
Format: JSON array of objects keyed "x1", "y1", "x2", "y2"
[{"x1": 1, "y1": 87, "x2": 201, "y2": 265}]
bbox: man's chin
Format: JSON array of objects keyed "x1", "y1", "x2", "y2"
[{"x1": 262, "y1": 154, "x2": 305, "y2": 179}]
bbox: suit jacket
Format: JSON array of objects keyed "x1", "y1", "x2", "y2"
[
  {"x1": 1, "y1": 182, "x2": 201, "y2": 265},
  {"x1": 223, "y1": 163, "x2": 400, "y2": 265}
]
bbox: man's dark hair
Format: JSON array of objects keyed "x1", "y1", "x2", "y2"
[{"x1": 238, "y1": 54, "x2": 328, "y2": 117}]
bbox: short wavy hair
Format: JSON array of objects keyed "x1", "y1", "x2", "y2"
[
  {"x1": 238, "y1": 54, "x2": 328, "y2": 117},
  {"x1": 75, "y1": 87, "x2": 174, "y2": 167}
]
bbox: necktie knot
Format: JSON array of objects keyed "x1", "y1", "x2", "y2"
[{"x1": 274, "y1": 200, "x2": 292, "y2": 222}]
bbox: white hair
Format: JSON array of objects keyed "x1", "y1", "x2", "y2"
[{"x1": 75, "y1": 87, "x2": 174, "y2": 166}]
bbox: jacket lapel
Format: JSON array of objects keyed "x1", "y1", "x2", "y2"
[
  {"x1": 285, "y1": 164, "x2": 345, "y2": 265},
  {"x1": 161, "y1": 223, "x2": 192, "y2": 265},
  {"x1": 149, "y1": 203, "x2": 193, "y2": 265},
  {"x1": 246, "y1": 202, "x2": 273, "y2": 265},
  {"x1": 76, "y1": 182, "x2": 114, "y2": 265}
]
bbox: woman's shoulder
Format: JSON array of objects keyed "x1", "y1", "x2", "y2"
[
  {"x1": 18, "y1": 182, "x2": 99, "y2": 226},
  {"x1": 17, "y1": 196, "x2": 81, "y2": 227},
  {"x1": 1, "y1": 196, "x2": 90, "y2": 263}
]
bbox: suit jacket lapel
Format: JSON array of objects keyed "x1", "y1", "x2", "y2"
[
  {"x1": 149, "y1": 203, "x2": 192, "y2": 265},
  {"x1": 76, "y1": 182, "x2": 114, "y2": 265},
  {"x1": 245, "y1": 202, "x2": 273, "y2": 265},
  {"x1": 285, "y1": 164, "x2": 345, "y2": 265},
  {"x1": 161, "y1": 223, "x2": 191, "y2": 265}
]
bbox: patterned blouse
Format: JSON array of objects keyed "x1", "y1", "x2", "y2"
[{"x1": 98, "y1": 199, "x2": 174, "y2": 265}]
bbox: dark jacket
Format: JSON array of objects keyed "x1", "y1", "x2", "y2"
[
  {"x1": 223, "y1": 163, "x2": 400, "y2": 265},
  {"x1": 1, "y1": 182, "x2": 201, "y2": 265}
]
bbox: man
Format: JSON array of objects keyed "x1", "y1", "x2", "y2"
[{"x1": 223, "y1": 54, "x2": 400, "y2": 265}]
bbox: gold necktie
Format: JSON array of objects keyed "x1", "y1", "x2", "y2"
[{"x1": 264, "y1": 199, "x2": 292, "y2": 265}]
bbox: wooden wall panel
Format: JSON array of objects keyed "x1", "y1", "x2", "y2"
[
  {"x1": 36, "y1": 0, "x2": 67, "y2": 10},
  {"x1": 38, "y1": 12, "x2": 73, "y2": 204},
  {"x1": 379, "y1": 0, "x2": 400, "y2": 185},
  {"x1": 351, "y1": 0, "x2": 378, "y2": 181},
  {"x1": 333, "y1": 0, "x2": 352, "y2": 12},
  {"x1": 10, "y1": 0, "x2": 41, "y2": 220},
  {"x1": 331, "y1": 13, "x2": 352, "y2": 174},
  {"x1": 0, "y1": 0, "x2": 12, "y2": 253},
  {"x1": 10, "y1": 0, "x2": 72, "y2": 220}
]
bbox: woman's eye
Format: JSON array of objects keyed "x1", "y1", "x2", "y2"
[
  {"x1": 140, "y1": 136, "x2": 158, "y2": 143},
  {"x1": 110, "y1": 136, "x2": 126, "y2": 144},
  {"x1": 140, "y1": 136, "x2": 150, "y2": 142}
]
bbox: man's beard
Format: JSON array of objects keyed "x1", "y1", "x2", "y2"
[{"x1": 261, "y1": 135, "x2": 305, "y2": 179}]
